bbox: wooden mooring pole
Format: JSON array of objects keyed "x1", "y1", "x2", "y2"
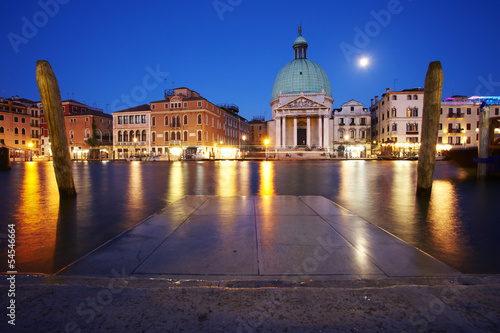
[
  {"x1": 36, "y1": 60, "x2": 76, "y2": 197},
  {"x1": 477, "y1": 102, "x2": 490, "y2": 180},
  {"x1": 417, "y1": 61, "x2": 443, "y2": 197},
  {"x1": 0, "y1": 147, "x2": 10, "y2": 170}
]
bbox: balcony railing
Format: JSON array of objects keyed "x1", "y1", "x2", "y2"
[
  {"x1": 447, "y1": 113, "x2": 465, "y2": 118},
  {"x1": 406, "y1": 131, "x2": 419, "y2": 135},
  {"x1": 115, "y1": 141, "x2": 147, "y2": 146},
  {"x1": 447, "y1": 128, "x2": 464, "y2": 133}
]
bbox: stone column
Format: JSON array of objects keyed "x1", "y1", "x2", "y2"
[
  {"x1": 306, "y1": 116, "x2": 311, "y2": 147},
  {"x1": 324, "y1": 115, "x2": 329, "y2": 150},
  {"x1": 282, "y1": 115, "x2": 287, "y2": 147},
  {"x1": 276, "y1": 116, "x2": 281, "y2": 147},
  {"x1": 293, "y1": 116, "x2": 297, "y2": 147},
  {"x1": 318, "y1": 116, "x2": 323, "y2": 147}
]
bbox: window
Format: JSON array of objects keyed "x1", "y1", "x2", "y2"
[
  {"x1": 407, "y1": 107, "x2": 418, "y2": 117},
  {"x1": 0, "y1": 115, "x2": 3, "y2": 121},
  {"x1": 391, "y1": 108, "x2": 397, "y2": 117},
  {"x1": 136, "y1": 130, "x2": 140, "y2": 141},
  {"x1": 350, "y1": 129, "x2": 355, "y2": 139},
  {"x1": 391, "y1": 123, "x2": 397, "y2": 131},
  {"x1": 197, "y1": 114, "x2": 202, "y2": 124},
  {"x1": 413, "y1": 95, "x2": 418, "y2": 100},
  {"x1": 177, "y1": 131, "x2": 181, "y2": 140},
  {"x1": 406, "y1": 123, "x2": 418, "y2": 132},
  {"x1": 21, "y1": 118, "x2": 26, "y2": 123},
  {"x1": 21, "y1": 128, "x2": 26, "y2": 135},
  {"x1": 14, "y1": 127, "x2": 18, "y2": 134},
  {"x1": 467, "y1": 108, "x2": 472, "y2": 115},
  {"x1": 360, "y1": 118, "x2": 366, "y2": 125},
  {"x1": 198, "y1": 102, "x2": 202, "y2": 107},
  {"x1": 339, "y1": 129, "x2": 344, "y2": 139},
  {"x1": 206, "y1": 115, "x2": 208, "y2": 124},
  {"x1": 349, "y1": 118, "x2": 355, "y2": 125},
  {"x1": 118, "y1": 131, "x2": 122, "y2": 142},
  {"x1": 85, "y1": 128, "x2": 90, "y2": 138},
  {"x1": 129, "y1": 116, "x2": 133, "y2": 124},
  {"x1": 407, "y1": 137, "x2": 419, "y2": 143},
  {"x1": 165, "y1": 103, "x2": 168, "y2": 109},
  {"x1": 496, "y1": 108, "x2": 499, "y2": 116},
  {"x1": 124, "y1": 116, "x2": 128, "y2": 124},
  {"x1": 72, "y1": 107, "x2": 77, "y2": 112},
  {"x1": 164, "y1": 116, "x2": 169, "y2": 126},
  {"x1": 171, "y1": 116, "x2": 175, "y2": 127},
  {"x1": 439, "y1": 123, "x2": 443, "y2": 130},
  {"x1": 183, "y1": 115, "x2": 188, "y2": 125},
  {"x1": 350, "y1": 106, "x2": 354, "y2": 111},
  {"x1": 0, "y1": 126, "x2": 3, "y2": 133},
  {"x1": 407, "y1": 95, "x2": 412, "y2": 100},
  {"x1": 338, "y1": 118, "x2": 345, "y2": 125},
  {"x1": 183, "y1": 102, "x2": 188, "y2": 108},
  {"x1": 151, "y1": 132, "x2": 156, "y2": 142},
  {"x1": 135, "y1": 115, "x2": 140, "y2": 123},
  {"x1": 440, "y1": 108, "x2": 443, "y2": 115},
  {"x1": 197, "y1": 130, "x2": 202, "y2": 141},
  {"x1": 177, "y1": 115, "x2": 180, "y2": 127},
  {"x1": 466, "y1": 123, "x2": 471, "y2": 131},
  {"x1": 360, "y1": 130, "x2": 366, "y2": 139},
  {"x1": 456, "y1": 137, "x2": 461, "y2": 145},
  {"x1": 438, "y1": 137, "x2": 442, "y2": 144},
  {"x1": 152, "y1": 104, "x2": 155, "y2": 110},
  {"x1": 15, "y1": 140, "x2": 18, "y2": 145},
  {"x1": 14, "y1": 117, "x2": 18, "y2": 122},
  {"x1": 151, "y1": 116, "x2": 156, "y2": 126},
  {"x1": 118, "y1": 116, "x2": 123, "y2": 124},
  {"x1": 86, "y1": 117, "x2": 89, "y2": 122},
  {"x1": 164, "y1": 131, "x2": 169, "y2": 141},
  {"x1": 142, "y1": 130, "x2": 146, "y2": 142},
  {"x1": 123, "y1": 131, "x2": 128, "y2": 142}
]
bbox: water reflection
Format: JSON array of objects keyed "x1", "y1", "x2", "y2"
[
  {"x1": 258, "y1": 161, "x2": 275, "y2": 196},
  {"x1": 168, "y1": 162, "x2": 185, "y2": 203},
  {"x1": 15, "y1": 162, "x2": 59, "y2": 272},
  {"x1": 428, "y1": 180, "x2": 464, "y2": 257},
  {"x1": 217, "y1": 161, "x2": 238, "y2": 196}
]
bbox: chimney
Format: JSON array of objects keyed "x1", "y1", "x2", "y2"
[
  {"x1": 15, "y1": 95, "x2": 19, "y2": 100},
  {"x1": 375, "y1": 96, "x2": 379, "y2": 103},
  {"x1": 386, "y1": 88, "x2": 390, "y2": 93},
  {"x1": 371, "y1": 99, "x2": 374, "y2": 106}
]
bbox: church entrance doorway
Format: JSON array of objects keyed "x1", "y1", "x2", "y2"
[{"x1": 297, "y1": 129, "x2": 307, "y2": 146}]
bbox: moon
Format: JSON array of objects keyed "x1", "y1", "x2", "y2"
[{"x1": 359, "y1": 57, "x2": 369, "y2": 67}]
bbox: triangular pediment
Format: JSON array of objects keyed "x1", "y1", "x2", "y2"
[
  {"x1": 277, "y1": 96, "x2": 329, "y2": 110},
  {"x1": 342, "y1": 99, "x2": 363, "y2": 107}
]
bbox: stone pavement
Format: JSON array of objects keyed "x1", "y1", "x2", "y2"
[{"x1": 58, "y1": 195, "x2": 459, "y2": 280}]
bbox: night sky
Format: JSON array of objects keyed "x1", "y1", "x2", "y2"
[{"x1": 2, "y1": 0, "x2": 499, "y2": 120}]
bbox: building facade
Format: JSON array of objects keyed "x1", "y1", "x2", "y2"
[
  {"x1": 248, "y1": 116, "x2": 267, "y2": 146},
  {"x1": 219, "y1": 104, "x2": 249, "y2": 149},
  {"x1": 370, "y1": 88, "x2": 424, "y2": 156},
  {"x1": 268, "y1": 30, "x2": 333, "y2": 150},
  {"x1": 0, "y1": 96, "x2": 41, "y2": 160},
  {"x1": 112, "y1": 104, "x2": 151, "y2": 159},
  {"x1": 39, "y1": 100, "x2": 113, "y2": 159},
  {"x1": 333, "y1": 100, "x2": 371, "y2": 157}
]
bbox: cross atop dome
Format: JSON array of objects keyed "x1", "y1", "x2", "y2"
[{"x1": 298, "y1": 23, "x2": 302, "y2": 36}]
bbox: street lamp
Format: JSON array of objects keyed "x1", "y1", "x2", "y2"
[
  {"x1": 28, "y1": 142, "x2": 33, "y2": 161},
  {"x1": 264, "y1": 139, "x2": 269, "y2": 160},
  {"x1": 242, "y1": 135, "x2": 246, "y2": 160}
]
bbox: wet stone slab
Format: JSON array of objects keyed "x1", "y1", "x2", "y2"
[{"x1": 58, "y1": 195, "x2": 460, "y2": 279}]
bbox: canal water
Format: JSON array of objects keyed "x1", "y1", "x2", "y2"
[{"x1": 1, "y1": 160, "x2": 499, "y2": 274}]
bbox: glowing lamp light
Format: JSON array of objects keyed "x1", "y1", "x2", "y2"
[
  {"x1": 264, "y1": 139, "x2": 269, "y2": 146},
  {"x1": 28, "y1": 142, "x2": 33, "y2": 148},
  {"x1": 242, "y1": 135, "x2": 246, "y2": 141},
  {"x1": 170, "y1": 147, "x2": 182, "y2": 156}
]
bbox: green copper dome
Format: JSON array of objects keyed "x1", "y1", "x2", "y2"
[{"x1": 272, "y1": 33, "x2": 332, "y2": 101}]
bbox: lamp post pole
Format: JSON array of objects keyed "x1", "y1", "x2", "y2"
[
  {"x1": 264, "y1": 139, "x2": 269, "y2": 160},
  {"x1": 28, "y1": 142, "x2": 33, "y2": 161},
  {"x1": 242, "y1": 135, "x2": 246, "y2": 160}
]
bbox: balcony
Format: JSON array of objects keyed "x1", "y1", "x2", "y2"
[
  {"x1": 31, "y1": 134, "x2": 40, "y2": 139},
  {"x1": 447, "y1": 128, "x2": 464, "y2": 134},
  {"x1": 447, "y1": 113, "x2": 464, "y2": 118},
  {"x1": 338, "y1": 123, "x2": 345, "y2": 126},
  {"x1": 406, "y1": 131, "x2": 419, "y2": 135},
  {"x1": 115, "y1": 141, "x2": 147, "y2": 146}
]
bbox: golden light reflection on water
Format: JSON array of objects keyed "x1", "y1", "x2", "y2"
[
  {"x1": 15, "y1": 162, "x2": 59, "y2": 271},
  {"x1": 428, "y1": 180, "x2": 463, "y2": 256},
  {"x1": 258, "y1": 161, "x2": 275, "y2": 196},
  {"x1": 216, "y1": 161, "x2": 238, "y2": 196},
  {"x1": 338, "y1": 161, "x2": 368, "y2": 203},
  {"x1": 168, "y1": 161, "x2": 185, "y2": 203}
]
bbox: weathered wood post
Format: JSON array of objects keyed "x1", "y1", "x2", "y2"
[
  {"x1": 0, "y1": 147, "x2": 10, "y2": 170},
  {"x1": 36, "y1": 60, "x2": 77, "y2": 197},
  {"x1": 477, "y1": 101, "x2": 490, "y2": 180},
  {"x1": 417, "y1": 61, "x2": 443, "y2": 197}
]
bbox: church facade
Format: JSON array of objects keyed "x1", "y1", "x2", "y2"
[{"x1": 268, "y1": 30, "x2": 334, "y2": 150}]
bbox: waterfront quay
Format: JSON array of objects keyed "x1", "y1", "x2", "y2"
[{"x1": 2, "y1": 194, "x2": 500, "y2": 332}]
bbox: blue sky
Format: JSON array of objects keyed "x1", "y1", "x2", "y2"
[{"x1": 1, "y1": 0, "x2": 500, "y2": 121}]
